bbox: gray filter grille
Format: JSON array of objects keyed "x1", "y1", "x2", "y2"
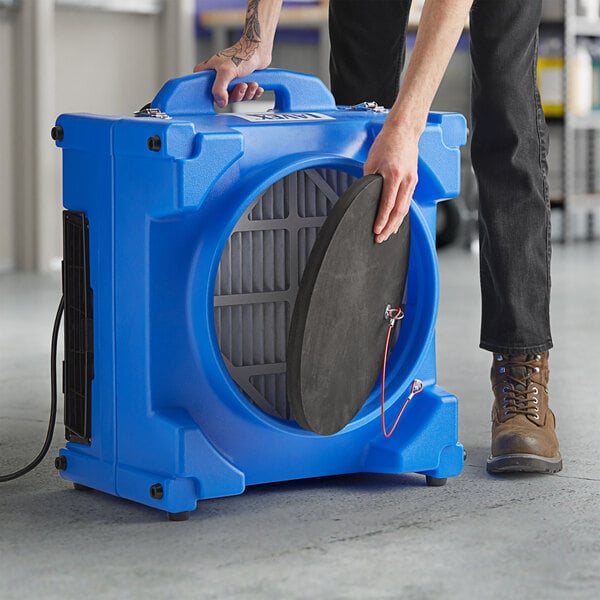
[{"x1": 214, "y1": 168, "x2": 356, "y2": 419}]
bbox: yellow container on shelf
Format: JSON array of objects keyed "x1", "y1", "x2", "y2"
[{"x1": 538, "y1": 55, "x2": 565, "y2": 117}]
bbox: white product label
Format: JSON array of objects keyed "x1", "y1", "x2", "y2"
[
  {"x1": 232, "y1": 112, "x2": 334, "y2": 122},
  {"x1": 539, "y1": 68, "x2": 564, "y2": 105}
]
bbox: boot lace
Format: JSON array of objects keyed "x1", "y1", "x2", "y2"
[{"x1": 496, "y1": 354, "x2": 542, "y2": 420}]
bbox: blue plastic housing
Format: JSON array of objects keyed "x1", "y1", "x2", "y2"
[{"x1": 54, "y1": 69, "x2": 466, "y2": 516}]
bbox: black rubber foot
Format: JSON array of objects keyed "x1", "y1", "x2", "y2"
[
  {"x1": 425, "y1": 476, "x2": 447, "y2": 487},
  {"x1": 73, "y1": 482, "x2": 93, "y2": 491},
  {"x1": 168, "y1": 511, "x2": 190, "y2": 522}
]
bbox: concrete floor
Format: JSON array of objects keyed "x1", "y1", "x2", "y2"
[{"x1": 1, "y1": 242, "x2": 599, "y2": 599}]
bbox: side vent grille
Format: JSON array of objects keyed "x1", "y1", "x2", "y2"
[{"x1": 62, "y1": 211, "x2": 94, "y2": 445}]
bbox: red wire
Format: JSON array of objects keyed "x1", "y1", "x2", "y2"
[{"x1": 380, "y1": 308, "x2": 419, "y2": 438}]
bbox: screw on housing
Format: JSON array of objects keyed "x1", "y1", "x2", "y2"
[
  {"x1": 149, "y1": 483, "x2": 164, "y2": 499},
  {"x1": 147, "y1": 135, "x2": 161, "y2": 152},
  {"x1": 51, "y1": 126, "x2": 64, "y2": 141}
]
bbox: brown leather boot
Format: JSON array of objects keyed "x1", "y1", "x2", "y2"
[{"x1": 487, "y1": 352, "x2": 562, "y2": 474}]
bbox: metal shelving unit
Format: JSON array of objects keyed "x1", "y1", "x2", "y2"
[{"x1": 563, "y1": 0, "x2": 600, "y2": 241}]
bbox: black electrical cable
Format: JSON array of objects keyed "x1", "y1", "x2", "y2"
[{"x1": 0, "y1": 297, "x2": 64, "y2": 482}]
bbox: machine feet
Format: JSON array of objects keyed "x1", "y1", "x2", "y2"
[
  {"x1": 425, "y1": 475, "x2": 447, "y2": 487},
  {"x1": 73, "y1": 482, "x2": 93, "y2": 491},
  {"x1": 168, "y1": 511, "x2": 190, "y2": 522}
]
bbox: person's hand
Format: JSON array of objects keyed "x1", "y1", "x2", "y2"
[
  {"x1": 364, "y1": 122, "x2": 420, "y2": 244},
  {"x1": 193, "y1": 38, "x2": 270, "y2": 108}
]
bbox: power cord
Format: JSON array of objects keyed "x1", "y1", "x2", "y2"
[{"x1": 0, "y1": 297, "x2": 64, "y2": 482}]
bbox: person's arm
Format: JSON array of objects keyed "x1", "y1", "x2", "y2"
[
  {"x1": 194, "y1": 0, "x2": 283, "y2": 107},
  {"x1": 367, "y1": 0, "x2": 473, "y2": 243}
]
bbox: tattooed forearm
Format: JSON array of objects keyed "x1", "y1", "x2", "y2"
[
  {"x1": 216, "y1": 38, "x2": 259, "y2": 67},
  {"x1": 243, "y1": 0, "x2": 261, "y2": 43},
  {"x1": 216, "y1": 0, "x2": 262, "y2": 67}
]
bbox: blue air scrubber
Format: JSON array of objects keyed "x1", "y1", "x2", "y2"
[{"x1": 53, "y1": 69, "x2": 466, "y2": 520}]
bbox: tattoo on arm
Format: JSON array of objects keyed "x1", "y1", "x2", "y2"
[
  {"x1": 217, "y1": 0, "x2": 262, "y2": 67},
  {"x1": 243, "y1": 0, "x2": 261, "y2": 42}
]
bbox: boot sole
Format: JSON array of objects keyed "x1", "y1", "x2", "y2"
[{"x1": 486, "y1": 453, "x2": 563, "y2": 474}]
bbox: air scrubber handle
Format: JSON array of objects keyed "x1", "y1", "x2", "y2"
[{"x1": 152, "y1": 68, "x2": 337, "y2": 116}]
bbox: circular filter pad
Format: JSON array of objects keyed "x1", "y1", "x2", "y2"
[{"x1": 287, "y1": 174, "x2": 411, "y2": 435}]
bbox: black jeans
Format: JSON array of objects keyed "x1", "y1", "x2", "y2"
[{"x1": 329, "y1": 0, "x2": 552, "y2": 355}]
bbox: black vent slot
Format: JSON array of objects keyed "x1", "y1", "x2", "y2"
[{"x1": 62, "y1": 211, "x2": 94, "y2": 445}]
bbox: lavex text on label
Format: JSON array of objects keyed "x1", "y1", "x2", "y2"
[{"x1": 232, "y1": 112, "x2": 334, "y2": 122}]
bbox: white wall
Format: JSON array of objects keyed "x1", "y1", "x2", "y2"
[
  {"x1": 2, "y1": 0, "x2": 194, "y2": 272},
  {"x1": 55, "y1": 9, "x2": 162, "y2": 117}
]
